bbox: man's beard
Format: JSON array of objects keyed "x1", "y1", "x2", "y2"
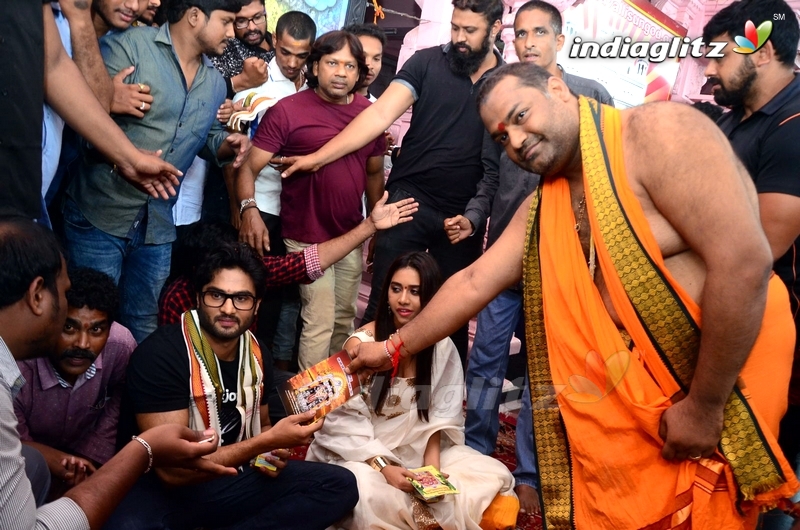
[
  {"x1": 198, "y1": 308, "x2": 253, "y2": 341},
  {"x1": 242, "y1": 29, "x2": 264, "y2": 47},
  {"x1": 199, "y1": 31, "x2": 228, "y2": 58},
  {"x1": 447, "y1": 31, "x2": 492, "y2": 77},
  {"x1": 139, "y1": 10, "x2": 155, "y2": 24},
  {"x1": 710, "y1": 57, "x2": 757, "y2": 107}
]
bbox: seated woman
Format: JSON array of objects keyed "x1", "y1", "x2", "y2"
[{"x1": 307, "y1": 252, "x2": 517, "y2": 530}]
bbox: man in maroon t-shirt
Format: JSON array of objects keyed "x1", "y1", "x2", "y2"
[{"x1": 238, "y1": 30, "x2": 385, "y2": 370}]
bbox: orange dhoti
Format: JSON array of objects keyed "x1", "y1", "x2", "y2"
[{"x1": 522, "y1": 98, "x2": 798, "y2": 529}]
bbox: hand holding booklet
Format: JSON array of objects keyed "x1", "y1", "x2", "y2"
[
  {"x1": 278, "y1": 350, "x2": 362, "y2": 422},
  {"x1": 407, "y1": 465, "x2": 459, "y2": 503}
]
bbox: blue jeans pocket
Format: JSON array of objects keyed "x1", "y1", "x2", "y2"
[{"x1": 62, "y1": 199, "x2": 95, "y2": 231}]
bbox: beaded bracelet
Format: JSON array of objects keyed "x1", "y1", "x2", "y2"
[
  {"x1": 383, "y1": 340, "x2": 392, "y2": 362},
  {"x1": 382, "y1": 339, "x2": 402, "y2": 377},
  {"x1": 132, "y1": 435, "x2": 153, "y2": 473}
]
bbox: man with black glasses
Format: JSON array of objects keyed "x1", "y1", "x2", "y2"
[
  {"x1": 212, "y1": 0, "x2": 274, "y2": 96},
  {"x1": 106, "y1": 242, "x2": 358, "y2": 529}
]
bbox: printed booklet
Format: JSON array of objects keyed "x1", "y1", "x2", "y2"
[
  {"x1": 407, "y1": 465, "x2": 459, "y2": 503},
  {"x1": 278, "y1": 350, "x2": 362, "y2": 422}
]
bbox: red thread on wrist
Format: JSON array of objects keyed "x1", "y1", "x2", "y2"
[
  {"x1": 386, "y1": 334, "x2": 403, "y2": 377},
  {"x1": 389, "y1": 331, "x2": 405, "y2": 357},
  {"x1": 390, "y1": 347, "x2": 401, "y2": 377}
]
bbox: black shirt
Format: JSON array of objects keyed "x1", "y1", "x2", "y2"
[
  {"x1": 126, "y1": 324, "x2": 272, "y2": 447},
  {"x1": 388, "y1": 44, "x2": 503, "y2": 216},
  {"x1": 717, "y1": 74, "x2": 800, "y2": 323},
  {"x1": 0, "y1": 0, "x2": 49, "y2": 219}
]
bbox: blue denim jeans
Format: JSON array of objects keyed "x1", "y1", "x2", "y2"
[
  {"x1": 255, "y1": 211, "x2": 299, "y2": 363},
  {"x1": 62, "y1": 198, "x2": 171, "y2": 343},
  {"x1": 272, "y1": 298, "x2": 300, "y2": 362},
  {"x1": 102, "y1": 460, "x2": 358, "y2": 530},
  {"x1": 762, "y1": 403, "x2": 800, "y2": 530},
  {"x1": 464, "y1": 288, "x2": 539, "y2": 488},
  {"x1": 514, "y1": 375, "x2": 539, "y2": 489}
]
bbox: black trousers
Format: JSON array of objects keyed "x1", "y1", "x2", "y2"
[{"x1": 103, "y1": 460, "x2": 358, "y2": 530}]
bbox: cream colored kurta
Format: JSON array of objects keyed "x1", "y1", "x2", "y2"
[{"x1": 307, "y1": 337, "x2": 515, "y2": 530}]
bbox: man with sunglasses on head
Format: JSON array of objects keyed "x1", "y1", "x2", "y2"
[{"x1": 105, "y1": 243, "x2": 358, "y2": 529}]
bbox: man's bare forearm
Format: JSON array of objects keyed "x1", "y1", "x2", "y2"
[
  {"x1": 63, "y1": 441, "x2": 150, "y2": 529},
  {"x1": 235, "y1": 165, "x2": 257, "y2": 204},
  {"x1": 43, "y1": 6, "x2": 140, "y2": 172},
  {"x1": 318, "y1": 218, "x2": 377, "y2": 271},
  {"x1": 155, "y1": 429, "x2": 287, "y2": 487},
  {"x1": 65, "y1": 7, "x2": 113, "y2": 110},
  {"x1": 688, "y1": 257, "x2": 772, "y2": 408},
  {"x1": 235, "y1": 148, "x2": 273, "y2": 204},
  {"x1": 393, "y1": 196, "x2": 530, "y2": 355},
  {"x1": 397, "y1": 267, "x2": 500, "y2": 355},
  {"x1": 315, "y1": 106, "x2": 385, "y2": 165},
  {"x1": 365, "y1": 168, "x2": 384, "y2": 213},
  {"x1": 315, "y1": 83, "x2": 413, "y2": 166},
  {"x1": 216, "y1": 136, "x2": 236, "y2": 162}
]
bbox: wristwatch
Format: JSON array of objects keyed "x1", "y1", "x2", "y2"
[
  {"x1": 239, "y1": 197, "x2": 257, "y2": 216},
  {"x1": 370, "y1": 456, "x2": 390, "y2": 472}
]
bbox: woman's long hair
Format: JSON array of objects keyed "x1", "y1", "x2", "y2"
[{"x1": 371, "y1": 252, "x2": 442, "y2": 422}]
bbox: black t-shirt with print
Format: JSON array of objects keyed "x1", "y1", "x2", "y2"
[{"x1": 126, "y1": 323, "x2": 271, "y2": 446}]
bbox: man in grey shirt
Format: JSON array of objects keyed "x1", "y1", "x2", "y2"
[
  {"x1": 0, "y1": 218, "x2": 235, "y2": 530},
  {"x1": 444, "y1": 0, "x2": 613, "y2": 517}
]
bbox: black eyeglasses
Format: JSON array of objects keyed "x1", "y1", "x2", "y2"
[
  {"x1": 201, "y1": 290, "x2": 256, "y2": 311},
  {"x1": 234, "y1": 12, "x2": 266, "y2": 30}
]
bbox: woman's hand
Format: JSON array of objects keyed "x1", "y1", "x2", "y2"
[{"x1": 380, "y1": 465, "x2": 417, "y2": 493}]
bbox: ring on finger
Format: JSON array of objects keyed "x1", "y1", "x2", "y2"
[
  {"x1": 138, "y1": 83, "x2": 146, "y2": 92},
  {"x1": 140, "y1": 101, "x2": 146, "y2": 111},
  {"x1": 688, "y1": 454, "x2": 702, "y2": 461}
]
